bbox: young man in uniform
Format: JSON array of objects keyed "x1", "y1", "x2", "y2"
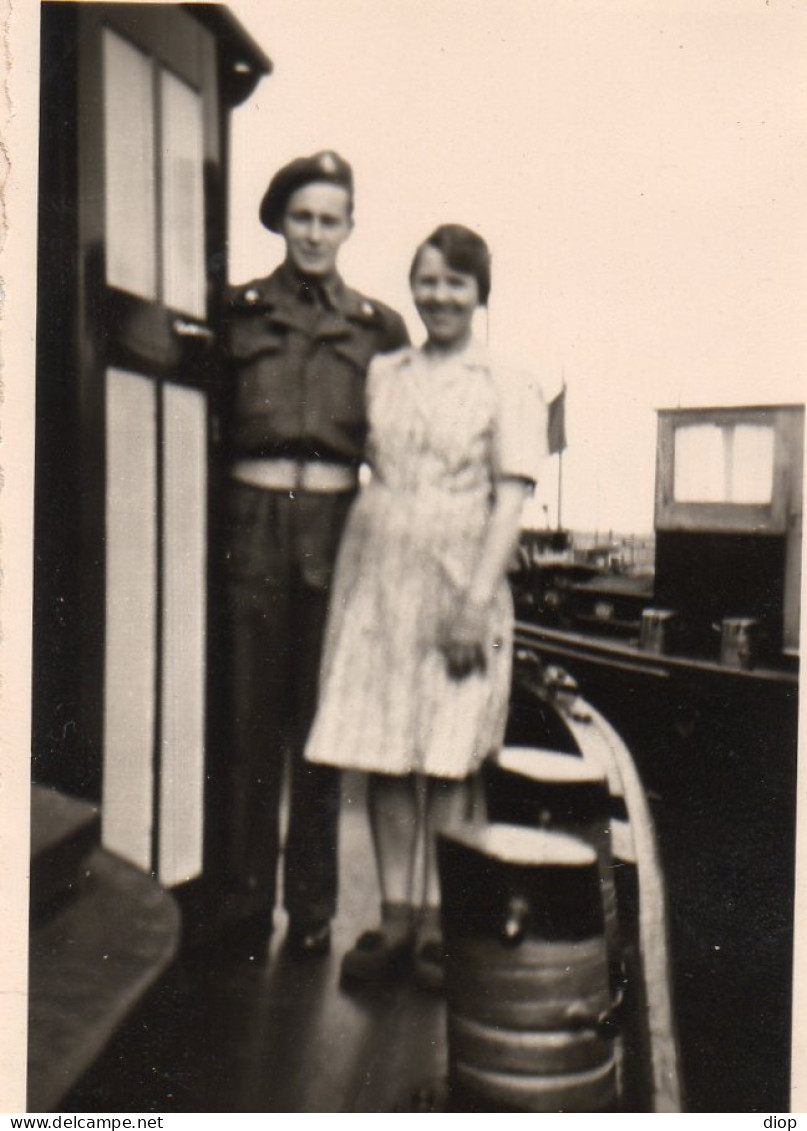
[{"x1": 220, "y1": 151, "x2": 409, "y2": 959}]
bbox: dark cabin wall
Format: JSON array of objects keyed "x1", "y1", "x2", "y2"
[{"x1": 655, "y1": 530, "x2": 786, "y2": 658}]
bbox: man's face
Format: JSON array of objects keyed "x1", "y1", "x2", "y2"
[{"x1": 280, "y1": 182, "x2": 353, "y2": 277}]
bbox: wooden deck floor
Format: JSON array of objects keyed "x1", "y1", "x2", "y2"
[
  {"x1": 60, "y1": 778, "x2": 448, "y2": 1114},
  {"x1": 50, "y1": 749, "x2": 794, "y2": 1114}
]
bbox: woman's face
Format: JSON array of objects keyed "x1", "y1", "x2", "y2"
[{"x1": 411, "y1": 245, "x2": 480, "y2": 348}]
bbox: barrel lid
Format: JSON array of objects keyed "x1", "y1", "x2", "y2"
[
  {"x1": 496, "y1": 747, "x2": 607, "y2": 786},
  {"x1": 642, "y1": 607, "x2": 676, "y2": 620},
  {"x1": 445, "y1": 823, "x2": 596, "y2": 867}
]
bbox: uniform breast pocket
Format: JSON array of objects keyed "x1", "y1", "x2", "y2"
[
  {"x1": 235, "y1": 353, "x2": 290, "y2": 412},
  {"x1": 229, "y1": 312, "x2": 285, "y2": 363},
  {"x1": 311, "y1": 342, "x2": 371, "y2": 428},
  {"x1": 233, "y1": 347, "x2": 302, "y2": 451}
]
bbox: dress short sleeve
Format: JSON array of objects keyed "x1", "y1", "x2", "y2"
[{"x1": 490, "y1": 360, "x2": 548, "y2": 483}]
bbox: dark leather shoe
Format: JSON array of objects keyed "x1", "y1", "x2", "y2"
[
  {"x1": 413, "y1": 939, "x2": 445, "y2": 992},
  {"x1": 340, "y1": 929, "x2": 412, "y2": 983},
  {"x1": 286, "y1": 920, "x2": 332, "y2": 958}
]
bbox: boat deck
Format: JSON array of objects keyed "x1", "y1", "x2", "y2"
[
  {"x1": 50, "y1": 694, "x2": 795, "y2": 1115},
  {"x1": 58, "y1": 776, "x2": 447, "y2": 1114}
]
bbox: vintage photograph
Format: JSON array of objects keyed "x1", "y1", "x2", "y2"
[{"x1": 16, "y1": 0, "x2": 806, "y2": 1113}]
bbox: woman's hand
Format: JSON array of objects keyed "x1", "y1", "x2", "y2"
[
  {"x1": 439, "y1": 480, "x2": 531, "y2": 681},
  {"x1": 439, "y1": 596, "x2": 490, "y2": 680}
]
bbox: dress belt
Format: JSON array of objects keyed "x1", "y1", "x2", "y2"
[{"x1": 231, "y1": 457, "x2": 359, "y2": 493}]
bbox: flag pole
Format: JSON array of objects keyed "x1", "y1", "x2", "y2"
[
  {"x1": 557, "y1": 446, "x2": 563, "y2": 531},
  {"x1": 556, "y1": 368, "x2": 566, "y2": 530}
]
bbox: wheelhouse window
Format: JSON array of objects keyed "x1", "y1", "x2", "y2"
[
  {"x1": 673, "y1": 421, "x2": 775, "y2": 505},
  {"x1": 655, "y1": 405, "x2": 801, "y2": 536}
]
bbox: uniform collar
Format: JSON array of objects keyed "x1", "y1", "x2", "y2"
[
  {"x1": 321, "y1": 272, "x2": 349, "y2": 313},
  {"x1": 274, "y1": 264, "x2": 374, "y2": 323},
  {"x1": 238, "y1": 265, "x2": 380, "y2": 336},
  {"x1": 274, "y1": 261, "x2": 343, "y2": 309}
]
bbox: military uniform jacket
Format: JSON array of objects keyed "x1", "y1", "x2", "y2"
[{"x1": 224, "y1": 264, "x2": 409, "y2": 464}]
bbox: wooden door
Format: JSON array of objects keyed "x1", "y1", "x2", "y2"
[{"x1": 75, "y1": 5, "x2": 219, "y2": 886}]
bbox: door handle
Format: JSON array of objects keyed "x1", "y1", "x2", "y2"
[{"x1": 172, "y1": 317, "x2": 214, "y2": 341}]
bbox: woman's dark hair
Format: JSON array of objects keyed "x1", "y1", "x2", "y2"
[{"x1": 409, "y1": 224, "x2": 492, "y2": 306}]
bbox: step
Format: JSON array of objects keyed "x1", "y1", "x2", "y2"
[
  {"x1": 30, "y1": 785, "x2": 100, "y2": 924},
  {"x1": 28, "y1": 846, "x2": 180, "y2": 1112}
]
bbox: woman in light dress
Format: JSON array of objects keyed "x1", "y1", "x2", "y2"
[{"x1": 306, "y1": 224, "x2": 547, "y2": 987}]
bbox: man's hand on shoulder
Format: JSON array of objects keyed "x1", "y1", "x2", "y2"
[{"x1": 371, "y1": 302, "x2": 409, "y2": 352}]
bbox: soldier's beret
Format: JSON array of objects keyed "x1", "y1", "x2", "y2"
[{"x1": 259, "y1": 151, "x2": 354, "y2": 233}]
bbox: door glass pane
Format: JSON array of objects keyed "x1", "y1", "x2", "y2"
[
  {"x1": 159, "y1": 384, "x2": 207, "y2": 886},
  {"x1": 161, "y1": 68, "x2": 206, "y2": 318},
  {"x1": 102, "y1": 368, "x2": 157, "y2": 871},
  {"x1": 103, "y1": 29, "x2": 157, "y2": 300}
]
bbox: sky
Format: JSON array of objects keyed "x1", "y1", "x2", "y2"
[{"x1": 226, "y1": 0, "x2": 807, "y2": 534}]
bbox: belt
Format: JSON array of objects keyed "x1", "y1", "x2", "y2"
[{"x1": 231, "y1": 457, "x2": 359, "y2": 493}]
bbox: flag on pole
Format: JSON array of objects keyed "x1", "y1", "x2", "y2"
[{"x1": 548, "y1": 386, "x2": 567, "y2": 454}]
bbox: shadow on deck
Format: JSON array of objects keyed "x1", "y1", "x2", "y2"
[{"x1": 53, "y1": 778, "x2": 447, "y2": 1114}]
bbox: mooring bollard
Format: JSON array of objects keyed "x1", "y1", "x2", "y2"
[
  {"x1": 483, "y1": 747, "x2": 620, "y2": 974},
  {"x1": 438, "y1": 823, "x2": 618, "y2": 1113}
]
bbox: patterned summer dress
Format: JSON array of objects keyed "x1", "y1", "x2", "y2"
[{"x1": 305, "y1": 338, "x2": 547, "y2": 779}]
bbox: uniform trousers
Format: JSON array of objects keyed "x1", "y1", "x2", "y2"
[{"x1": 222, "y1": 480, "x2": 355, "y2": 930}]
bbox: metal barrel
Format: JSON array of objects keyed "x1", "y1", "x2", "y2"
[
  {"x1": 483, "y1": 747, "x2": 620, "y2": 969},
  {"x1": 452, "y1": 1059, "x2": 617, "y2": 1113},
  {"x1": 639, "y1": 608, "x2": 677, "y2": 654},
  {"x1": 438, "y1": 824, "x2": 617, "y2": 1113}
]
